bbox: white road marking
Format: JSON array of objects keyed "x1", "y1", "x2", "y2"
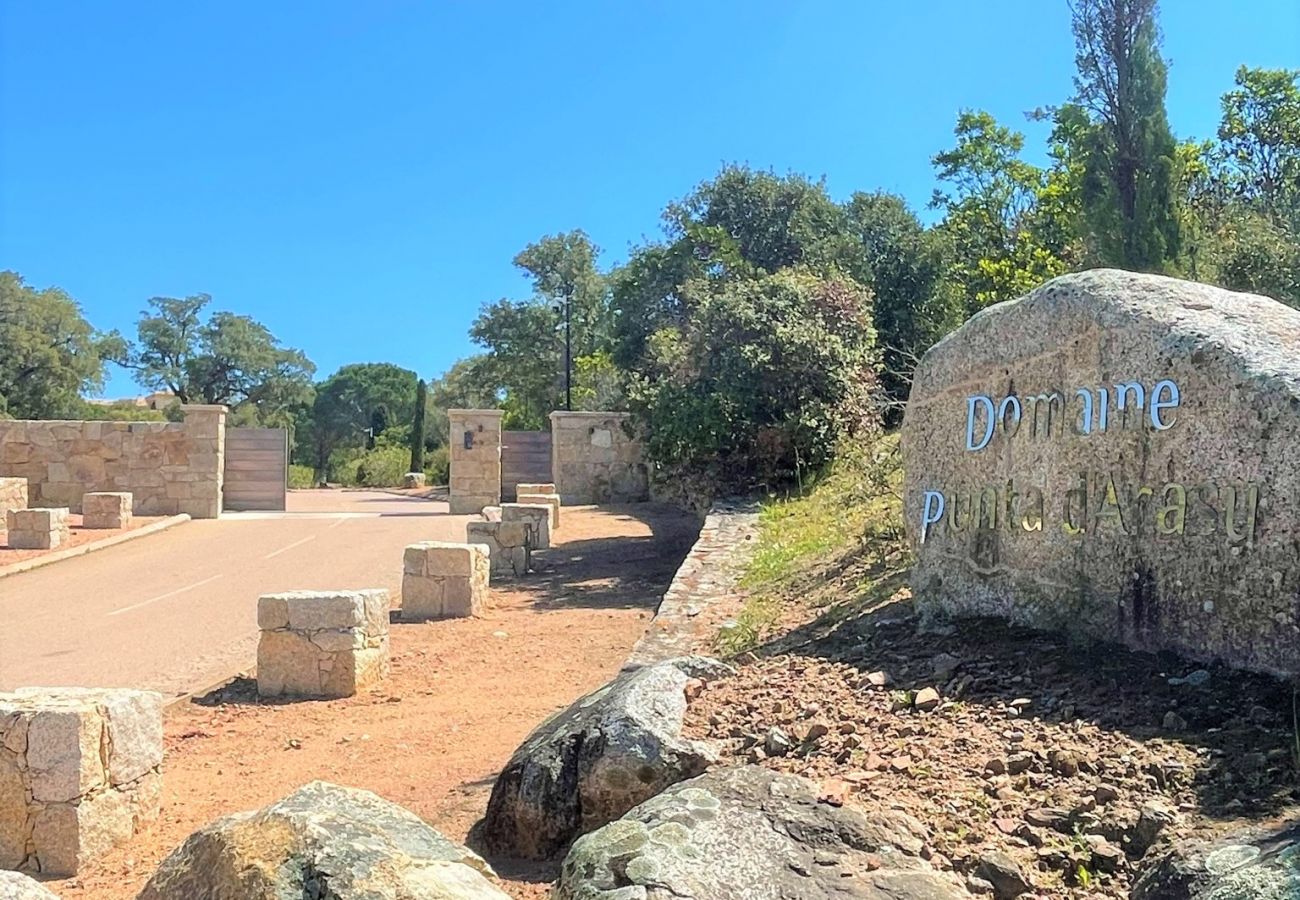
[
  {"x1": 263, "y1": 535, "x2": 317, "y2": 559},
  {"x1": 219, "y1": 512, "x2": 377, "y2": 520},
  {"x1": 107, "y1": 574, "x2": 223, "y2": 617},
  {"x1": 327, "y1": 516, "x2": 349, "y2": 529}
]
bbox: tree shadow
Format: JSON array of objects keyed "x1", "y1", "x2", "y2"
[{"x1": 500, "y1": 503, "x2": 699, "y2": 613}]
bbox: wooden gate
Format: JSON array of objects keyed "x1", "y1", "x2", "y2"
[
  {"x1": 501, "y1": 430, "x2": 552, "y2": 502},
  {"x1": 223, "y1": 428, "x2": 288, "y2": 511}
]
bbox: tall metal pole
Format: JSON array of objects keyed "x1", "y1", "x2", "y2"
[{"x1": 564, "y1": 285, "x2": 573, "y2": 411}]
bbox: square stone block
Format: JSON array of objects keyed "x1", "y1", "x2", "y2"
[
  {"x1": 81, "y1": 492, "x2": 133, "y2": 529},
  {"x1": 501, "y1": 503, "x2": 551, "y2": 549},
  {"x1": 466, "y1": 521, "x2": 529, "y2": 577},
  {"x1": 514, "y1": 483, "x2": 556, "y2": 496},
  {"x1": 4, "y1": 508, "x2": 70, "y2": 550},
  {"x1": 401, "y1": 541, "x2": 490, "y2": 620},
  {"x1": 402, "y1": 472, "x2": 426, "y2": 488},
  {"x1": 256, "y1": 589, "x2": 390, "y2": 699},
  {"x1": 517, "y1": 493, "x2": 560, "y2": 530},
  {"x1": 0, "y1": 688, "x2": 163, "y2": 875}
]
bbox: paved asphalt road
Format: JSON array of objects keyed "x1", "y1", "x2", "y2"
[{"x1": 0, "y1": 491, "x2": 476, "y2": 698}]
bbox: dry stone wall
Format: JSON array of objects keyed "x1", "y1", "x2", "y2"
[
  {"x1": 549, "y1": 411, "x2": 647, "y2": 505},
  {"x1": 0, "y1": 405, "x2": 225, "y2": 519},
  {"x1": 0, "y1": 479, "x2": 26, "y2": 522},
  {"x1": 902, "y1": 270, "x2": 1300, "y2": 677}
]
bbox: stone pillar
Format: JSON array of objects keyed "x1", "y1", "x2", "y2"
[
  {"x1": 549, "y1": 411, "x2": 648, "y2": 505},
  {"x1": 500, "y1": 502, "x2": 551, "y2": 549},
  {"x1": 466, "y1": 520, "x2": 531, "y2": 577},
  {"x1": 448, "y1": 409, "x2": 503, "y2": 515},
  {"x1": 0, "y1": 687, "x2": 163, "y2": 876},
  {"x1": 81, "y1": 492, "x2": 133, "y2": 529},
  {"x1": 179, "y1": 404, "x2": 226, "y2": 519},
  {"x1": 4, "y1": 508, "x2": 70, "y2": 550},
  {"x1": 256, "y1": 589, "x2": 391, "y2": 699},
  {"x1": 402, "y1": 541, "x2": 490, "y2": 619}
]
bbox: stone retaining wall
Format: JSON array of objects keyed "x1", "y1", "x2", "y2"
[
  {"x1": 549, "y1": 411, "x2": 648, "y2": 505},
  {"x1": 625, "y1": 501, "x2": 760, "y2": 669},
  {"x1": 0, "y1": 405, "x2": 225, "y2": 518}
]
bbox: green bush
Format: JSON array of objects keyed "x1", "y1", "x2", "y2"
[
  {"x1": 627, "y1": 268, "x2": 881, "y2": 493},
  {"x1": 425, "y1": 445, "x2": 450, "y2": 485},
  {"x1": 288, "y1": 464, "x2": 316, "y2": 489},
  {"x1": 326, "y1": 445, "x2": 410, "y2": 487}
]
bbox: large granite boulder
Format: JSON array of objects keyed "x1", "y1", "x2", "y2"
[
  {"x1": 902, "y1": 270, "x2": 1300, "y2": 677},
  {"x1": 0, "y1": 871, "x2": 59, "y2": 899},
  {"x1": 480, "y1": 657, "x2": 729, "y2": 859},
  {"x1": 554, "y1": 765, "x2": 968, "y2": 900},
  {"x1": 1132, "y1": 820, "x2": 1300, "y2": 899},
  {"x1": 137, "y1": 780, "x2": 508, "y2": 899}
]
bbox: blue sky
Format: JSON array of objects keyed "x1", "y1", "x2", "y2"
[{"x1": 2, "y1": 1, "x2": 1297, "y2": 399}]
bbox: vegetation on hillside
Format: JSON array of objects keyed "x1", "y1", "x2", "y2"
[{"x1": 719, "y1": 433, "x2": 912, "y2": 655}]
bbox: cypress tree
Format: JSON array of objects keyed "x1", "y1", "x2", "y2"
[{"x1": 409, "y1": 379, "x2": 427, "y2": 473}]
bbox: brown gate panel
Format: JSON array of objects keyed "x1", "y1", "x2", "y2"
[
  {"x1": 501, "y1": 430, "x2": 552, "y2": 502},
  {"x1": 223, "y1": 428, "x2": 288, "y2": 511}
]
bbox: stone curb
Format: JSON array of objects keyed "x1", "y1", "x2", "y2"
[
  {"x1": 623, "y1": 500, "x2": 761, "y2": 671},
  {"x1": 0, "y1": 514, "x2": 192, "y2": 581}
]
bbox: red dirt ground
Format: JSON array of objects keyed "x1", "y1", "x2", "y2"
[
  {"x1": 0, "y1": 514, "x2": 167, "y2": 569},
  {"x1": 48, "y1": 503, "x2": 698, "y2": 900}
]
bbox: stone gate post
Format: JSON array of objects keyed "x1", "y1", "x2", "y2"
[
  {"x1": 179, "y1": 404, "x2": 226, "y2": 518},
  {"x1": 448, "y1": 409, "x2": 503, "y2": 514}
]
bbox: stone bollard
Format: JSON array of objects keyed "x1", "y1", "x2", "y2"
[
  {"x1": 0, "y1": 687, "x2": 164, "y2": 876},
  {"x1": 0, "y1": 478, "x2": 27, "y2": 522},
  {"x1": 81, "y1": 492, "x2": 133, "y2": 530},
  {"x1": 402, "y1": 472, "x2": 426, "y2": 489},
  {"x1": 517, "y1": 492, "x2": 560, "y2": 530},
  {"x1": 256, "y1": 590, "x2": 390, "y2": 699},
  {"x1": 402, "y1": 541, "x2": 490, "y2": 620},
  {"x1": 466, "y1": 520, "x2": 530, "y2": 577},
  {"x1": 4, "y1": 508, "x2": 70, "y2": 550},
  {"x1": 500, "y1": 503, "x2": 551, "y2": 550}
]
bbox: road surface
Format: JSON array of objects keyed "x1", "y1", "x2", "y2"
[{"x1": 0, "y1": 491, "x2": 475, "y2": 697}]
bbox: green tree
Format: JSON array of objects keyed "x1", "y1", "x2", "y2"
[
  {"x1": 427, "y1": 356, "x2": 498, "y2": 447},
  {"x1": 409, "y1": 378, "x2": 428, "y2": 473},
  {"x1": 0, "y1": 272, "x2": 122, "y2": 419},
  {"x1": 930, "y1": 111, "x2": 1069, "y2": 312},
  {"x1": 470, "y1": 230, "x2": 615, "y2": 427},
  {"x1": 1068, "y1": 0, "x2": 1181, "y2": 271},
  {"x1": 844, "y1": 192, "x2": 960, "y2": 410},
  {"x1": 627, "y1": 268, "x2": 880, "y2": 490},
  {"x1": 296, "y1": 363, "x2": 418, "y2": 475},
  {"x1": 119, "y1": 294, "x2": 314, "y2": 426},
  {"x1": 1218, "y1": 67, "x2": 1300, "y2": 224},
  {"x1": 612, "y1": 166, "x2": 866, "y2": 374}
]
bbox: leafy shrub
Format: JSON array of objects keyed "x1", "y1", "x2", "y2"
[
  {"x1": 627, "y1": 268, "x2": 882, "y2": 493},
  {"x1": 326, "y1": 445, "x2": 410, "y2": 487},
  {"x1": 425, "y1": 445, "x2": 450, "y2": 486},
  {"x1": 288, "y1": 464, "x2": 316, "y2": 489}
]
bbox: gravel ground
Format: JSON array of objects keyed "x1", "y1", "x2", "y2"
[{"x1": 683, "y1": 599, "x2": 1299, "y2": 897}]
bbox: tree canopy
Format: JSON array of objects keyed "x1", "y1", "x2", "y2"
[
  {"x1": 117, "y1": 294, "x2": 315, "y2": 426},
  {"x1": 0, "y1": 271, "x2": 121, "y2": 420}
]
